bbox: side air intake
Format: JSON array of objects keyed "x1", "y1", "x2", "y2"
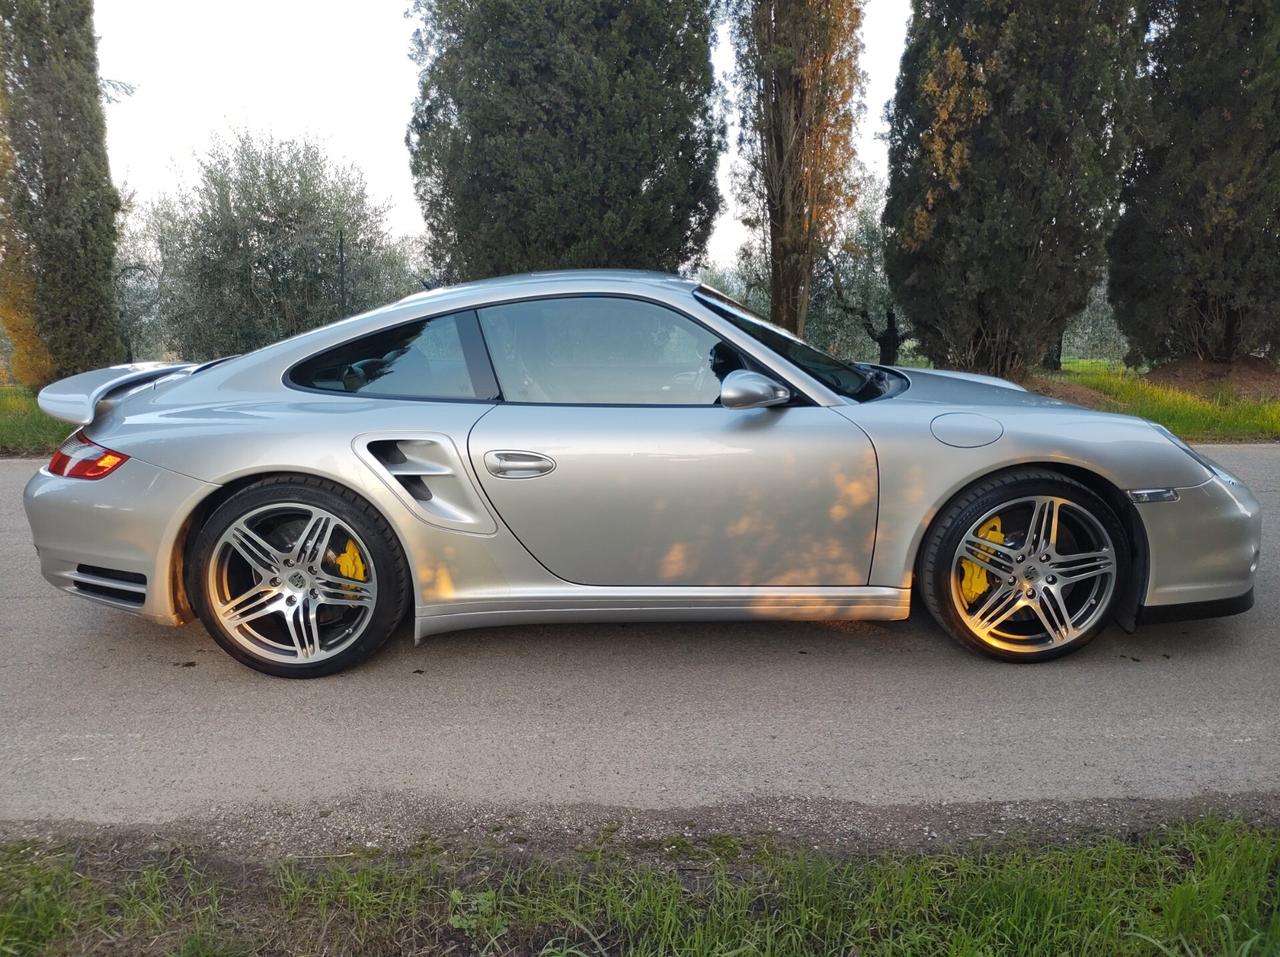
[{"x1": 357, "y1": 434, "x2": 496, "y2": 534}]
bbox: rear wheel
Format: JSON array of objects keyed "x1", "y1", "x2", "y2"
[
  {"x1": 919, "y1": 470, "x2": 1128, "y2": 661},
  {"x1": 189, "y1": 477, "x2": 410, "y2": 677}
]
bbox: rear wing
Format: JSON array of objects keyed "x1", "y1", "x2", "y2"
[{"x1": 37, "y1": 362, "x2": 195, "y2": 425}]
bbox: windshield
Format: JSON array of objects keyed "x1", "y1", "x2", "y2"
[{"x1": 693, "y1": 286, "x2": 871, "y2": 399}]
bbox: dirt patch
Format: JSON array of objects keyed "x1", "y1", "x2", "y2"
[
  {"x1": 1024, "y1": 375, "x2": 1122, "y2": 412},
  {"x1": 5, "y1": 791, "x2": 1280, "y2": 864},
  {"x1": 1145, "y1": 356, "x2": 1280, "y2": 402}
]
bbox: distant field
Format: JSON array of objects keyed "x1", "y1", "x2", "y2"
[
  {"x1": 0, "y1": 387, "x2": 67, "y2": 457},
  {"x1": 2, "y1": 819, "x2": 1278, "y2": 956},
  {"x1": 1037, "y1": 360, "x2": 1280, "y2": 442}
]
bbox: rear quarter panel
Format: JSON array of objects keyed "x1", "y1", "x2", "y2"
[{"x1": 88, "y1": 385, "x2": 572, "y2": 613}]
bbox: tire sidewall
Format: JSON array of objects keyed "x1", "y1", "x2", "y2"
[
  {"x1": 927, "y1": 475, "x2": 1130, "y2": 662},
  {"x1": 189, "y1": 479, "x2": 408, "y2": 678}
]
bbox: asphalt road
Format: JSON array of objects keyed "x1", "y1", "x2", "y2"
[{"x1": 1, "y1": 446, "x2": 1277, "y2": 838}]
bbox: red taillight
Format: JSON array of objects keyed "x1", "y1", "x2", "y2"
[{"x1": 48, "y1": 432, "x2": 129, "y2": 480}]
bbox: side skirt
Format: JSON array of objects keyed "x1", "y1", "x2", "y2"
[
  {"x1": 1136, "y1": 587, "x2": 1254, "y2": 626},
  {"x1": 413, "y1": 586, "x2": 910, "y2": 640}
]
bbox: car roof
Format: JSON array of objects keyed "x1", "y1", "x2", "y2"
[
  {"x1": 215, "y1": 269, "x2": 701, "y2": 372},
  {"x1": 394, "y1": 269, "x2": 699, "y2": 309}
]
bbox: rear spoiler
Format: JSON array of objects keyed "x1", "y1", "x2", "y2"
[{"x1": 37, "y1": 362, "x2": 195, "y2": 425}]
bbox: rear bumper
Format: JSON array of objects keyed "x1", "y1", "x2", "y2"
[
  {"x1": 23, "y1": 458, "x2": 218, "y2": 625},
  {"x1": 1134, "y1": 472, "x2": 1261, "y2": 610}
]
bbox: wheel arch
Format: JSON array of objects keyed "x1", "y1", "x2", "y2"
[
  {"x1": 912, "y1": 461, "x2": 1150, "y2": 632},
  {"x1": 168, "y1": 470, "x2": 414, "y2": 625}
]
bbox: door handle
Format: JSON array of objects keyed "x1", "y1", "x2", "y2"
[{"x1": 484, "y1": 450, "x2": 556, "y2": 479}]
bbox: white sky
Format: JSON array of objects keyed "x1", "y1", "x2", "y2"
[{"x1": 96, "y1": 0, "x2": 912, "y2": 269}]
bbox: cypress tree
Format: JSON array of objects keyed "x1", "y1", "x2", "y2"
[
  {"x1": 0, "y1": 81, "x2": 54, "y2": 387},
  {"x1": 883, "y1": 0, "x2": 1143, "y2": 378},
  {"x1": 407, "y1": 0, "x2": 723, "y2": 281},
  {"x1": 1108, "y1": 0, "x2": 1280, "y2": 365},
  {"x1": 0, "y1": 0, "x2": 123, "y2": 388},
  {"x1": 728, "y1": 0, "x2": 865, "y2": 337},
  {"x1": 727, "y1": 0, "x2": 865, "y2": 335}
]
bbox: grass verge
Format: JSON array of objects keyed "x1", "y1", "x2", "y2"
[
  {"x1": 1032, "y1": 360, "x2": 1280, "y2": 442},
  {"x1": 2, "y1": 819, "x2": 1278, "y2": 956},
  {"x1": 0, "y1": 386, "x2": 67, "y2": 457}
]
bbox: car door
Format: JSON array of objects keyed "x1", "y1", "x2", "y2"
[{"x1": 466, "y1": 295, "x2": 879, "y2": 588}]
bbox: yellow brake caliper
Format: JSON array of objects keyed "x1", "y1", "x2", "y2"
[
  {"x1": 336, "y1": 538, "x2": 367, "y2": 582},
  {"x1": 960, "y1": 517, "x2": 1004, "y2": 606}
]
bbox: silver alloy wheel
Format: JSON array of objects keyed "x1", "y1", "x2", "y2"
[
  {"x1": 207, "y1": 502, "x2": 377, "y2": 664},
  {"x1": 950, "y1": 495, "x2": 1117, "y2": 654}
]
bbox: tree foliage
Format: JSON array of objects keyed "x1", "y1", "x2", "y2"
[
  {"x1": 699, "y1": 245, "x2": 772, "y2": 316},
  {"x1": 809, "y1": 176, "x2": 906, "y2": 363},
  {"x1": 407, "y1": 0, "x2": 723, "y2": 281},
  {"x1": 0, "y1": 82, "x2": 53, "y2": 386},
  {"x1": 146, "y1": 134, "x2": 420, "y2": 360},
  {"x1": 1108, "y1": 0, "x2": 1280, "y2": 365},
  {"x1": 883, "y1": 0, "x2": 1143, "y2": 378},
  {"x1": 729, "y1": 0, "x2": 864, "y2": 336},
  {"x1": 1064, "y1": 281, "x2": 1127, "y2": 363},
  {"x1": 112, "y1": 192, "x2": 165, "y2": 363},
  {"x1": 705, "y1": 180, "x2": 900, "y2": 365},
  {"x1": 0, "y1": 0, "x2": 123, "y2": 387}
]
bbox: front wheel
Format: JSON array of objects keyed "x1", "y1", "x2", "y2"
[
  {"x1": 189, "y1": 477, "x2": 410, "y2": 677},
  {"x1": 918, "y1": 470, "x2": 1129, "y2": 662}
]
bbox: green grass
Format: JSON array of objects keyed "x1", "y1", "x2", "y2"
[
  {"x1": 1051, "y1": 360, "x2": 1280, "y2": 442},
  {"x1": 0, "y1": 386, "x2": 68, "y2": 456},
  {"x1": 3, "y1": 819, "x2": 1278, "y2": 956}
]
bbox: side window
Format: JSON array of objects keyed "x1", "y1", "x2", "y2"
[
  {"x1": 477, "y1": 297, "x2": 746, "y2": 405},
  {"x1": 290, "y1": 310, "x2": 496, "y2": 400}
]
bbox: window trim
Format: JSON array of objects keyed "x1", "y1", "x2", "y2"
[
  {"x1": 283, "y1": 308, "x2": 500, "y2": 404},
  {"x1": 281, "y1": 291, "x2": 820, "y2": 409},
  {"x1": 693, "y1": 287, "x2": 873, "y2": 401}
]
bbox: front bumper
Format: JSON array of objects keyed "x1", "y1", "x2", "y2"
[
  {"x1": 23, "y1": 458, "x2": 219, "y2": 625},
  {"x1": 1135, "y1": 472, "x2": 1261, "y2": 612}
]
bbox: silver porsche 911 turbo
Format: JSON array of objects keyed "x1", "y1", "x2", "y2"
[{"x1": 24, "y1": 271, "x2": 1260, "y2": 677}]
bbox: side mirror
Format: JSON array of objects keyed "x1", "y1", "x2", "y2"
[{"x1": 719, "y1": 369, "x2": 790, "y2": 409}]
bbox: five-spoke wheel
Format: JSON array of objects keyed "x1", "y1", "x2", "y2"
[
  {"x1": 190, "y1": 477, "x2": 409, "y2": 677},
  {"x1": 920, "y1": 471, "x2": 1129, "y2": 661},
  {"x1": 209, "y1": 504, "x2": 377, "y2": 663}
]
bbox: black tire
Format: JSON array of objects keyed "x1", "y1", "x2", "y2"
[
  {"x1": 917, "y1": 469, "x2": 1129, "y2": 662},
  {"x1": 188, "y1": 476, "x2": 411, "y2": 678}
]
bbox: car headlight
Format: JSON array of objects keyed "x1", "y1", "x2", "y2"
[{"x1": 1151, "y1": 424, "x2": 1240, "y2": 486}]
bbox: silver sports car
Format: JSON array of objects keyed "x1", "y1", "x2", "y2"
[{"x1": 24, "y1": 271, "x2": 1261, "y2": 677}]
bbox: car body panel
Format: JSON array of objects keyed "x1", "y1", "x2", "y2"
[
  {"x1": 468, "y1": 404, "x2": 878, "y2": 586},
  {"x1": 24, "y1": 457, "x2": 217, "y2": 624},
  {"x1": 22, "y1": 270, "x2": 1260, "y2": 641},
  {"x1": 413, "y1": 584, "x2": 910, "y2": 639},
  {"x1": 1137, "y1": 475, "x2": 1261, "y2": 606},
  {"x1": 829, "y1": 368, "x2": 1221, "y2": 599}
]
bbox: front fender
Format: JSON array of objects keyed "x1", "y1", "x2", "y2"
[{"x1": 833, "y1": 403, "x2": 1212, "y2": 590}]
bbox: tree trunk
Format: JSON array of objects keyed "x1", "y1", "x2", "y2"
[
  {"x1": 768, "y1": 239, "x2": 810, "y2": 336},
  {"x1": 1042, "y1": 330, "x2": 1063, "y2": 371},
  {"x1": 879, "y1": 307, "x2": 900, "y2": 365},
  {"x1": 1221, "y1": 306, "x2": 1239, "y2": 362}
]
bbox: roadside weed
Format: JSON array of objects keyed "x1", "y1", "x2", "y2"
[
  {"x1": 0, "y1": 387, "x2": 67, "y2": 457},
  {"x1": 1053, "y1": 363, "x2": 1280, "y2": 441},
  {"x1": 0, "y1": 820, "x2": 1277, "y2": 956}
]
